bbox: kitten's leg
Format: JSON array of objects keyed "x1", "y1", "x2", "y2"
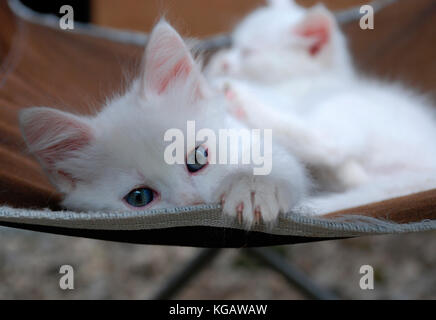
[
  {"x1": 224, "y1": 83, "x2": 369, "y2": 190},
  {"x1": 224, "y1": 83, "x2": 338, "y2": 163}
]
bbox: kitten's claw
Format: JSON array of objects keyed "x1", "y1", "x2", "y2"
[
  {"x1": 237, "y1": 212, "x2": 243, "y2": 225},
  {"x1": 221, "y1": 177, "x2": 290, "y2": 229},
  {"x1": 254, "y1": 206, "x2": 261, "y2": 225},
  {"x1": 220, "y1": 194, "x2": 226, "y2": 206},
  {"x1": 236, "y1": 203, "x2": 244, "y2": 224}
]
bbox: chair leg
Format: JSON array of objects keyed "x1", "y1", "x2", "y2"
[
  {"x1": 244, "y1": 248, "x2": 339, "y2": 300},
  {"x1": 150, "y1": 247, "x2": 339, "y2": 300},
  {"x1": 150, "y1": 248, "x2": 222, "y2": 300}
]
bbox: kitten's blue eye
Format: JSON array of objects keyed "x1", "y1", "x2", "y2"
[
  {"x1": 187, "y1": 145, "x2": 208, "y2": 173},
  {"x1": 124, "y1": 188, "x2": 154, "y2": 208}
]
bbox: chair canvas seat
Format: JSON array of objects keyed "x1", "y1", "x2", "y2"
[{"x1": 1, "y1": 0, "x2": 435, "y2": 247}]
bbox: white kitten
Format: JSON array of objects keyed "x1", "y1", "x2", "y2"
[
  {"x1": 206, "y1": 2, "x2": 356, "y2": 123},
  {"x1": 214, "y1": 6, "x2": 436, "y2": 213},
  {"x1": 206, "y1": 1, "x2": 354, "y2": 83},
  {"x1": 19, "y1": 21, "x2": 309, "y2": 228}
]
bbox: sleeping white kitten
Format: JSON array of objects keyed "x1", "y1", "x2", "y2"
[
  {"x1": 206, "y1": 0, "x2": 354, "y2": 83},
  {"x1": 206, "y1": 1, "x2": 356, "y2": 123},
  {"x1": 215, "y1": 5, "x2": 436, "y2": 213},
  {"x1": 19, "y1": 21, "x2": 308, "y2": 228}
]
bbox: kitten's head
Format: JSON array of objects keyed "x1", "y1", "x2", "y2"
[
  {"x1": 206, "y1": 2, "x2": 353, "y2": 82},
  {"x1": 20, "y1": 21, "x2": 233, "y2": 212}
]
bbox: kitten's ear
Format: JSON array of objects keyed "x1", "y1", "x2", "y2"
[
  {"x1": 141, "y1": 21, "x2": 207, "y2": 99},
  {"x1": 19, "y1": 107, "x2": 93, "y2": 193},
  {"x1": 294, "y1": 5, "x2": 336, "y2": 56}
]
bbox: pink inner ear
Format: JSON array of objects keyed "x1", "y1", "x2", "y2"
[
  {"x1": 157, "y1": 57, "x2": 192, "y2": 94},
  {"x1": 25, "y1": 115, "x2": 92, "y2": 167},
  {"x1": 39, "y1": 129, "x2": 91, "y2": 166},
  {"x1": 295, "y1": 20, "x2": 330, "y2": 56}
]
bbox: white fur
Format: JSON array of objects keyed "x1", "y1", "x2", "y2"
[
  {"x1": 208, "y1": 3, "x2": 436, "y2": 214},
  {"x1": 19, "y1": 6, "x2": 436, "y2": 225},
  {"x1": 19, "y1": 21, "x2": 308, "y2": 229},
  {"x1": 206, "y1": 2, "x2": 354, "y2": 83}
]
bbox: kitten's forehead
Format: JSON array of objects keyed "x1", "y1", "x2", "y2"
[
  {"x1": 92, "y1": 81, "x2": 227, "y2": 170},
  {"x1": 98, "y1": 83, "x2": 217, "y2": 126}
]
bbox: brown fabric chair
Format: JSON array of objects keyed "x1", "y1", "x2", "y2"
[{"x1": 0, "y1": 0, "x2": 435, "y2": 247}]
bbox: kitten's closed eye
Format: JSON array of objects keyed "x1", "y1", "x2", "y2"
[
  {"x1": 124, "y1": 187, "x2": 157, "y2": 208},
  {"x1": 187, "y1": 145, "x2": 209, "y2": 173}
]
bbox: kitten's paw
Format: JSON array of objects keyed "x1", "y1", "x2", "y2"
[
  {"x1": 221, "y1": 176, "x2": 286, "y2": 229},
  {"x1": 222, "y1": 83, "x2": 248, "y2": 120},
  {"x1": 336, "y1": 160, "x2": 369, "y2": 189}
]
